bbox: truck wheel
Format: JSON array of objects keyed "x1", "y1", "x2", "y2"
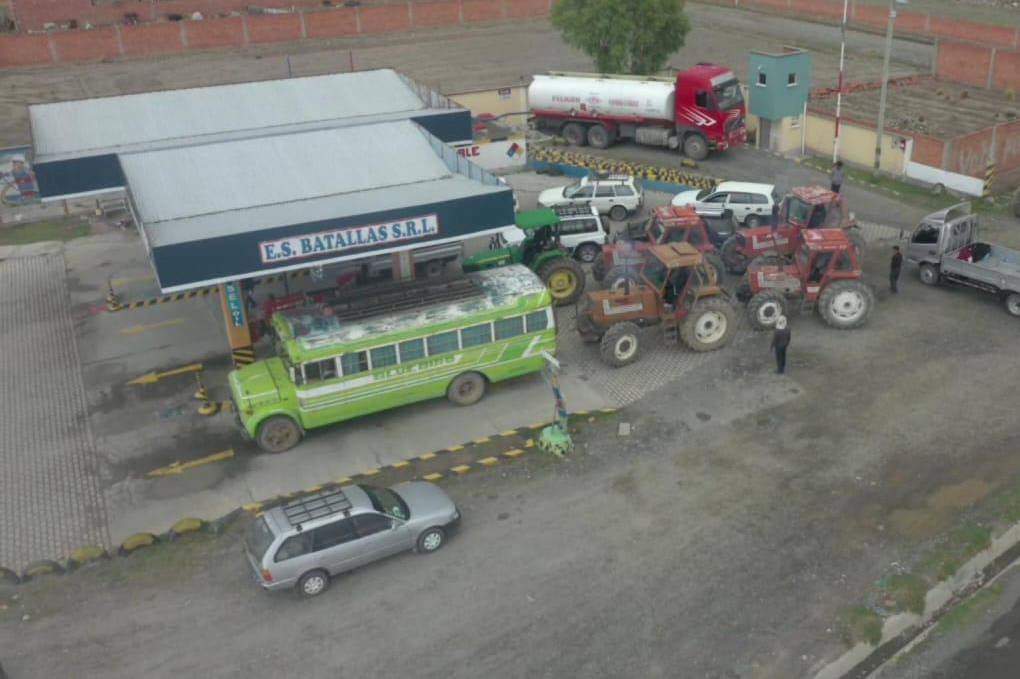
[
  {"x1": 602, "y1": 265, "x2": 642, "y2": 292},
  {"x1": 919, "y1": 263, "x2": 940, "y2": 286},
  {"x1": 539, "y1": 257, "x2": 585, "y2": 305},
  {"x1": 587, "y1": 124, "x2": 612, "y2": 149},
  {"x1": 680, "y1": 297, "x2": 737, "y2": 352},
  {"x1": 682, "y1": 134, "x2": 709, "y2": 161},
  {"x1": 721, "y1": 236, "x2": 749, "y2": 274},
  {"x1": 256, "y1": 415, "x2": 303, "y2": 454},
  {"x1": 609, "y1": 205, "x2": 629, "y2": 221},
  {"x1": 704, "y1": 252, "x2": 726, "y2": 283},
  {"x1": 600, "y1": 322, "x2": 641, "y2": 367},
  {"x1": 747, "y1": 291, "x2": 788, "y2": 331},
  {"x1": 447, "y1": 372, "x2": 487, "y2": 406},
  {"x1": 1004, "y1": 293, "x2": 1020, "y2": 317},
  {"x1": 574, "y1": 243, "x2": 601, "y2": 264},
  {"x1": 819, "y1": 280, "x2": 874, "y2": 329},
  {"x1": 562, "y1": 123, "x2": 588, "y2": 147}
]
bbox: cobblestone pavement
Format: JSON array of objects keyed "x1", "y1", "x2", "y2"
[{"x1": 0, "y1": 251, "x2": 108, "y2": 570}]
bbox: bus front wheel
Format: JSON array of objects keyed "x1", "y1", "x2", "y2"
[
  {"x1": 256, "y1": 415, "x2": 303, "y2": 453},
  {"x1": 447, "y1": 372, "x2": 487, "y2": 407}
]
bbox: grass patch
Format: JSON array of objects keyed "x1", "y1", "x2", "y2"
[
  {"x1": 0, "y1": 219, "x2": 91, "y2": 246},
  {"x1": 917, "y1": 523, "x2": 993, "y2": 582},
  {"x1": 988, "y1": 475, "x2": 1020, "y2": 525},
  {"x1": 841, "y1": 605, "x2": 883, "y2": 647},
  {"x1": 883, "y1": 573, "x2": 929, "y2": 614},
  {"x1": 932, "y1": 584, "x2": 1003, "y2": 638}
]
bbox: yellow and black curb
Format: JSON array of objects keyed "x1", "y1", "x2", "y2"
[
  {"x1": 529, "y1": 147, "x2": 721, "y2": 191},
  {"x1": 0, "y1": 409, "x2": 619, "y2": 587},
  {"x1": 231, "y1": 346, "x2": 256, "y2": 368}
]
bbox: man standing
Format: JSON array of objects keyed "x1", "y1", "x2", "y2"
[
  {"x1": 830, "y1": 160, "x2": 845, "y2": 194},
  {"x1": 771, "y1": 316, "x2": 791, "y2": 374},
  {"x1": 890, "y1": 245, "x2": 903, "y2": 293}
]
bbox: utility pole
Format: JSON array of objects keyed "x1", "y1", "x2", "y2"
[
  {"x1": 833, "y1": 0, "x2": 849, "y2": 162},
  {"x1": 874, "y1": 0, "x2": 898, "y2": 172}
]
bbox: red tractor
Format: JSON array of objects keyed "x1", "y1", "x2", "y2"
[
  {"x1": 592, "y1": 205, "x2": 726, "y2": 289},
  {"x1": 720, "y1": 186, "x2": 864, "y2": 274},
  {"x1": 739, "y1": 229, "x2": 874, "y2": 330}
]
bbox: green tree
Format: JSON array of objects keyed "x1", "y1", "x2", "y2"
[{"x1": 551, "y1": 0, "x2": 691, "y2": 75}]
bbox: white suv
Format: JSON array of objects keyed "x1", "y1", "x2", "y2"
[
  {"x1": 672, "y1": 181, "x2": 777, "y2": 227},
  {"x1": 500, "y1": 205, "x2": 608, "y2": 263},
  {"x1": 538, "y1": 174, "x2": 643, "y2": 221}
]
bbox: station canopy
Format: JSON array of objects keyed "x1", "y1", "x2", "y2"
[
  {"x1": 29, "y1": 69, "x2": 471, "y2": 201},
  {"x1": 122, "y1": 120, "x2": 513, "y2": 292}
]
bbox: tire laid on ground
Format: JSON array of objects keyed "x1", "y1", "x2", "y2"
[
  {"x1": 745, "y1": 214, "x2": 762, "y2": 228},
  {"x1": 919, "y1": 263, "x2": 940, "y2": 286},
  {"x1": 600, "y1": 322, "x2": 642, "y2": 367},
  {"x1": 1004, "y1": 292, "x2": 1020, "y2": 317},
  {"x1": 417, "y1": 527, "x2": 446, "y2": 553},
  {"x1": 539, "y1": 257, "x2": 586, "y2": 306},
  {"x1": 609, "y1": 205, "x2": 629, "y2": 222},
  {"x1": 447, "y1": 371, "x2": 487, "y2": 406},
  {"x1": 561, "y1": 122, "x2": 588, "y2": 146},
  {"x1": 818, "y1": 279, "x2": 875, "y2": 329},
  {"x1": 602, "y1": 265, "x2": 642, "y2": 292},
  {"x1": 680, "y1": 297, "x2": 737, "y2": 352},
  {"x1": 721, "y1": 236, "x2": 749, "y2": 274},
  {"x1": 575, "y1": 243, "x2": 601, "y2": 264},
  {"x1": 587, "y1": 124, "x2": 611, "y2": 149},
  {"x1": 747, "y1": 291, "x2": 788, "y2": 331},
  {"x1": 256, "y1": 415, "x2": 303, "y2": 454},
  {"x1": 704, "y1": 252, "x2": 726, "y2": 283},
  {"x1": 682, "y1": 134, "x2": 709, "y2": 161},
  {"x1": 298, "y1": 569, "x2": 330, "y2": 598}
]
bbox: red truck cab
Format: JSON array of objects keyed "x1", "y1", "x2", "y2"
[{"x1": 675, "y1": 64, "x2": 747, "y2": 154}]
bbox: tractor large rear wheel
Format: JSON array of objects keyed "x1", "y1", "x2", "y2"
[
  {"x1": 600, "y1": 322, "x2": 642, "y2": 367},
  {"x1": 539, "y1": 257, "x2": 585, "y2": 306},
  {"x1": 704, "y1": 252, "x2": 726, "y2": 283},
  {"x1": 680, "y1": 297, "x2": 737, "y2": 352},
  {"x1": 747, "y1": 291, "x2": 788, "y2": 331},
  {"x1": 819, "y1": 280, "x2": 874, "y2": 329},
  {"x1": 721, "y1": 236, "x2": 749, "y2": 274}
]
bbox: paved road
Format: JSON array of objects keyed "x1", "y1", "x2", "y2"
[{"x1": 5, "y1": 233, "x2": 1020, "y2": 678}]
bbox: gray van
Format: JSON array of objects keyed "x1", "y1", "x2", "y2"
[{"x1": 245, "y1": 483, "x2": 460, "y2": 597}]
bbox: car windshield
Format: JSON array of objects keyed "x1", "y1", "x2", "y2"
[
  {"x1": 563, "y1": 181, "x2": 584, "y2": 198},
  {"x1": 713, "y1": 80, "x2": 743, "y2": 110},
  {"x1": 696, "y1": 188, "x2": 713, "y2": 200},
  {"x1": 245, "y1": 516, "x2": 275, "y2": 560},
  {"x1": 785, "y1": 197, "x2": 812, "y2": 224},
  {"x1": 360, "y1": 485, "x2": 410, "y2": 520}
]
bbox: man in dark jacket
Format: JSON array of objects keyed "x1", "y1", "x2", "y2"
[
  {"x1": 890, "y1": 245, "x2": 903, "y2": 293},
  {"x1": 771, "y1": 316, "x2": 791, "y2": 374},
  {"x1": 831, "y1": 161, "x2": 845, "y2": 194}
]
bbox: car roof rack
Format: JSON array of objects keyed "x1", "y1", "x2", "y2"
[
  {"x1": 552, "y1": 205, "x2": 598, "y2": 218},
  {"x1": 281, "y1": 487, "x2": 352, "y2": 528}
]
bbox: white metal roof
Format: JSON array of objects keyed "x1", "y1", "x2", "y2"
[{"x1": 30, "y1": 69, "x2": 448, "y2": 162}]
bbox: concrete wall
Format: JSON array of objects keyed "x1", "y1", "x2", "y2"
[
  {"x1": 804, "y1": 110, "x2": 909, "y2": 175},
  {"x1": 0, "y1": 0, "x2": 554, "y2": 67},
  {"x1": 935, "y1": 40, "x2": 1020, "y2": 92},
  {"x1": 449, "y1": 85, "x2": 529, "y2": 130}
]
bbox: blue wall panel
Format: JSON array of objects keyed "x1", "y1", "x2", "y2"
[{"x1": 34, "y1": 155, "x2": 125, "y2": 199}]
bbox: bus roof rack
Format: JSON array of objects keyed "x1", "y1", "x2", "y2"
[
  {"x1": 327, "y1": 275, "x2": 483, "y2": 323},
  {"x1": 281, "y1": 487, "x2": 352, "y2": 528}
]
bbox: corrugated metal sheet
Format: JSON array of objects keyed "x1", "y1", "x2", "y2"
[{"x1": 30, "y1": 70, "x2": 435, "y2": 161}]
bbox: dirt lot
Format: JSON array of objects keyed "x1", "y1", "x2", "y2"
[
  {"x1": 3, "y1": 231, "x2": 1020, "y2": 678},
  {"x1": 0, "y1": 3, "x2": 931, "y2": 148}
]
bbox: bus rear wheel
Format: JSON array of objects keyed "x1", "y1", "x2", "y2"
[
  {"x1": 256, "y1": 415, "x2": 303, "y2": 453},
  {"x1": 448, "y1": 372, "x2": 487, "y2": 406}
]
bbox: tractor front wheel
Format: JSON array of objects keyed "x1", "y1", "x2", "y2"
[
  {"x1": 539, "y1": 257, "x2": 585, "y2": 306},
  {"x1": 819, "y1": 280, "x2": 874, "y2": 329},
  {"x1": 747, "y1": 291, "x2": 788, "y2": 331},
  {"x1": 721, "y1": 236, "x2": 749, "y2": 274},
  {"x1": 680, "y1": 297, "x2": 737, "y2": 352},
  {"x1": 600, "y1": 322, "x2": 642, "y2": 367}
]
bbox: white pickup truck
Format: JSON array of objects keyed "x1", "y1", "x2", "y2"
[{"x1": 906, "y1": 202, "x2": 1020, "y2": 318}]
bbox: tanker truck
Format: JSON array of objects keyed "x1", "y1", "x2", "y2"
[{"x1": 528, "y1": 65, "x2": 747, "y2": 161}]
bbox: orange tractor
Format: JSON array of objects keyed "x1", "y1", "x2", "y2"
[
  {"x1": 576, "y1": 243, "x2": 737, "y2": 366},
  {"x1": 591, "y1": 205, "x2": 726, "y2": 288},
  {"x1": 738, "y1": 229, "x2": 874, "y2": 330},
  {"x1": 720, "y1": 186, "x2": 864, "y2": 274}
]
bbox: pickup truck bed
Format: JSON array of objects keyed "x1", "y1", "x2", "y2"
[{"x1": 941, "y1": 241, "x2": 1020, "y2": 294}]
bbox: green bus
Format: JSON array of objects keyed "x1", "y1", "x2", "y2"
[{"x1": 229, "y1": 265, "x2": 556, "y2": 452}]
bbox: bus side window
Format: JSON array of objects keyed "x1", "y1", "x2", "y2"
[
  {"x1": 494, "y1": 316, "x2": 524, "y2": 340},
  {"x1": 461, "y1": 323, "x2": 493, "y2": 348},
  {"x1": 340, "y1": 351, "x2": 368, "y2": 376},
  {"x1": 427, "y1": 331, "x2": 460, "y2": 356},
  {"x1": 304, "y1": 358, "x2": 338, "y2": 382},
  {"x1": 398, "y1": 338, "x2": 425, "y2": 362},
  {"x1": 525, "y1": 310, "x2": 549, "y2": 333},
  {"x1": 370, "y1": 345, "x2": 397, "y2": 369}
]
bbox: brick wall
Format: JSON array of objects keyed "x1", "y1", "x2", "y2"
[
  {"x1": 935, "y1": 40, "x2": 1020, "y2": 92},
  {"x1": 0, "y1": 0, "x2": 553, "y2": 67}
]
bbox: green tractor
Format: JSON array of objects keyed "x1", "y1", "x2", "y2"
[{"x1": 462, "y1": 208, "x2": 587, "y2": 305}]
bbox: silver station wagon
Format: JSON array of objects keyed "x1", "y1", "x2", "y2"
[{"x1": 244, "y1": 482, "x2": 460, "y2": 598}]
